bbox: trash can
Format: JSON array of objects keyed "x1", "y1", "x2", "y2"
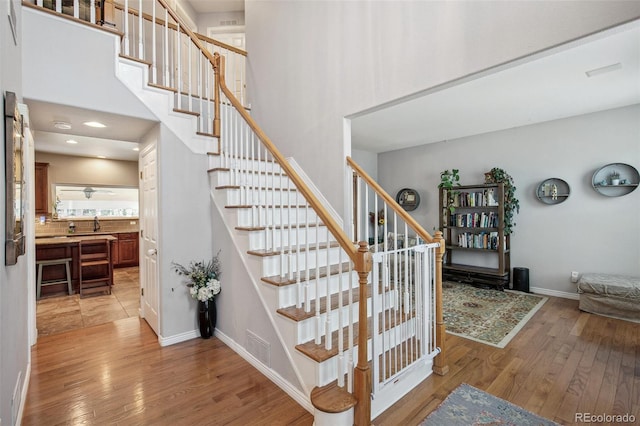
[{"x1": 513, "y1": 267, "x2": 530, "y2": 293}]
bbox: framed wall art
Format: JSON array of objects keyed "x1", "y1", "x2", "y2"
[{"x1": 5, "y1": 91, "x2": 25, "y2": 265}]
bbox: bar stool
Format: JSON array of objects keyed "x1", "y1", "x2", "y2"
[{"x1": 36, "y1": 258, "x2": 73, "y2": 300}]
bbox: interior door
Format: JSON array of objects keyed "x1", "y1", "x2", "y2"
[{"x1": 140, "y1": 143, "x2": 160, "y2": 335}]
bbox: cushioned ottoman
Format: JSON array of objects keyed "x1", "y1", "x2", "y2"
[{"x1": 577, "y1": 273, "x2": 640, "y2": 323}]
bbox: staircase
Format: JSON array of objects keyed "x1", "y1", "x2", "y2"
[{"x1": 24, "y1": 1, "x2": 449, "y2": 423}]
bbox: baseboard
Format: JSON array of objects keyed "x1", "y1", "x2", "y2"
[
  {"x1": 529, "y1": 286, "x2": 579, "y2": 300},
  {"x1": 15, "y1": 362, "x2": 31, "y2": 426},
  {"x1": 158, "y1": 329, "x2": 200, "y2": 347},
  {"x1": 215, "y1": 329, "x2": 314, "y2": 414}
]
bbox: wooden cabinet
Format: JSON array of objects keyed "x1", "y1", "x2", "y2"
[
  {"x1": 35, "y1": 162, "x2": 49, "y2": 215},
  {"x1": 439, "y1": 183, "x2": 510, "y2": 289},
  {"x1": 114, "y1": 232, "x2": 139, "y2": 267}
]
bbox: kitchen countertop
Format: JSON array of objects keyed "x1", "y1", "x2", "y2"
[{"x1": 35, "y1": 235, "x2": 117, "y2": 246}]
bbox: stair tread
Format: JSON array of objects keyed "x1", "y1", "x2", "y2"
[
  {"x1": 196, "y1": 131, "x2": 217, "y2": 138},
  {"x1": 277, "y1": 284, "x2": 370, "y2": 322},
  {"x1": 225, "y1": 203, "x2": 307, "y2": 209},
  {"x1": 207, "y1": 152, "x2": 278, "y2": 164},
  {"x1": 215, "y1": 184, "x2": 297, "y2": 192},
  {"x1": 295, "y1": 310, "x2": 416, "y2": 363},
  {"x1": 147, "y1": 82, "x2": 178, "y2": 93},
  {"x1": 119, "y1": 54, "x2": 152, "y2": 66},
  {"x1": 173, "y1": 108, "x2": 200, "y2": 117},
  {"x1": 310, "y1": 382, "x2": 357, "y2": 413},
  {"x1": 262, "y1": 262, "x2": 351, "y2": 287},
  {"x1": 248, "y1": 241, "x2": 339, "y2": 257},
  {"x1": 235, "y1": 223, "x2": 325, "y2": 232},
  {"x1": 208, "y1": 167, "x2": 286, "y2": 177}
]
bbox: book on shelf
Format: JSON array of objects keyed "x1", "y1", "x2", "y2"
[
  {"x1": 450, "y1": 189, "x2": 500, "y2": 208},
  {"x1": 450, "y1": 211, "x2": 498, "y2": 228}
]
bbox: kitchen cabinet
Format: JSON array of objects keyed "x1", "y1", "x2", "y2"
[
  {"x1": 115, "y1": 232, "x2": 139, "y2": 267},
  {"x1": 35, "y1": 162, "x2": 49, "y2": 215}
]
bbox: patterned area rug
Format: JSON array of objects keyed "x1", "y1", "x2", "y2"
[
  {"x1": 443, "y1": 281, "x2": 547, "y2": 348},
  {"x1": 420, "y1": 383, "x2": 559, "y2": 425}
]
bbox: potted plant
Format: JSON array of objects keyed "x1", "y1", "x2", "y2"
[
  {"x1": 610, "y1": 170, "x2": 620, "y2": 185},
  {"x1": 484, "y1": 167, "x2": 520, "y2": 235},
  {"x1": 172, "y1": 252, "x2": 222, "y2": 339},
  {"x1": 439, "y1": 169, "x2": 461, "y2": 213}
]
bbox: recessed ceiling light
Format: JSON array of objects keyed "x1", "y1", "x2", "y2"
[
  {"x1": 53, "y1": 121, "x2": 72, "y2": 130},
  {"x1": 132, "y1": 147, "x2": 140, "y2": 152},
  {"x1": 84, "y1": 121, "x2": 106, "y2": 128},
  {"x1": 585, "y1": 63, "x2": 622, "y2": 78},
  {"x1": 66, "y1": 139, "x2": 78, "y2": 144},
  {"x1": 97, "y1": 155, "x2": 107, "y2": 159}
]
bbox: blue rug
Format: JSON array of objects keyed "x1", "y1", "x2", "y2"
[{"x1": 421, "y1": 383, "x2": 559, "y2": 425}]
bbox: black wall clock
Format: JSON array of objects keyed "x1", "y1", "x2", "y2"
[{"x1": 396, "y1": 188, "x2": 420, "y2": 211}]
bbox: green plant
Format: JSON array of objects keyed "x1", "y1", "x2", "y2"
[
  {"x1": 485, "y1": 167, "x2": 520, "y2": 235},
  {"x1": 439, "y1": 169, "x2": 461, "y2": 213}
]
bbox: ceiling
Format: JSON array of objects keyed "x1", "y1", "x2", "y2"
[
  {"x1": 27, "y1": 101, "x2": 157, "y2": 161},
  {"x1": 351, "y1": 21, "x2": 640, "y2": 153},
  {"x1": 184, "y1": 0, "x2": 244, "y2": 14}
]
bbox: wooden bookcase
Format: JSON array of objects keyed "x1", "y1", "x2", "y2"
[{"x1": 439, "y1": 183, "x2": 510, "y2": 289}]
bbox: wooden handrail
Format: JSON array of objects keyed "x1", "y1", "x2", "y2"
[
  {"x1": 217, "y1": 54, "x2": 358, "y2": 261},
  {"x1": 347, "y1": 156, "x2": 436, "y2": 244},
  {"x1": 109, "y1": 0, "x2": 247, "y2": 56}
]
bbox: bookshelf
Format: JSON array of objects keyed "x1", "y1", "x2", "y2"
[{"x1": 439, "y1": 183, "x2": 510, "y2": 289}]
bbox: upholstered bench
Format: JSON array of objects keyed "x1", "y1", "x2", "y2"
[{"x1": 577, "y1": 273, "x2": 640, "y2": 323}]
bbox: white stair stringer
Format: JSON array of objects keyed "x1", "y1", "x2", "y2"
[{"x1": 116, "y1": 57, "x2": 215, "y2": 155}]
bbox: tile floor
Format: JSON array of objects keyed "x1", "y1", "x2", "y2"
[{"x1": 36, "y1": 266, "x2": 140, "y2": 336}]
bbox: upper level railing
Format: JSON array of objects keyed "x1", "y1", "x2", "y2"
[{"x1": 31, "y1": 0, "x2": 247, "y2": 136}]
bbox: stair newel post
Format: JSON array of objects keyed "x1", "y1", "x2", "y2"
[
  {"x1": 214, "y1": 53, "x2": 222, "y2": 140},
  {"x1": 432, "y1": 231, "x2": 449, "y2": 376},
  {"x1": 354, "y1": 241, "x2": 373, "y2": 425}
]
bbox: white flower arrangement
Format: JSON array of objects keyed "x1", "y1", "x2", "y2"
[{"x1": 172, "y1": 253, "x2": 221, "y2": 302}]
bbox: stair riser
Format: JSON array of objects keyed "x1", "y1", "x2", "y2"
[
  {"x1": 295, "y1": 301, "x2": 362, "y2": 344},
  {"x1": 246, "y1": 226, "x2": 329, "y2": 251},
  {"x1": 235, "y1": 206, "x2": 319, "y2": 228},
  {"x1": 275, "y1": 272, "x2": 357, "y2": 309},
  {"x1": 223, "y1": 187, "x2": 306, "y2": 206},
  {"x1": 258, "y1": 246, "x2": 344, "y2": 278},
  {"x1": 209, "y1": 156, "x2": 283, "y2": 174},
  {"x1": 294, "y1": 293, "x2": 404, "y2": 343},
  {"x1": 211, "y1": 169, "x2": 289, "y2": 189}
]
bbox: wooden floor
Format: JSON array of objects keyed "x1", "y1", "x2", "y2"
[{"x1": 23, "y1": 295, "x2": 638, "y2": 425}]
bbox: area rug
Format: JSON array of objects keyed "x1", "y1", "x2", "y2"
[
  {"x1": 443, "y1": 281, "x2": 547, "y2": 348},
  {"x1": 420, "y1": 383, "x2": 559, "y2": 425}
]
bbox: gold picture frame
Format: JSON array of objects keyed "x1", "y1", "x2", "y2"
[{"x1": 5, "y1": 91, "x2": 25, "y2": 265}]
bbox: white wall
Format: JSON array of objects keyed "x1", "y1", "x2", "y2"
[
  {"x1": 22, "y1": 8, "x2": 155, "y2": 121},
  {"x1": 157, "y1": 123, "x2": 215, "y2": 337},
  {"x1": 377, "y1": 105, "x2": 640, "y2": 295},
  {"x1": 245, "y1": 0, "x2": 640, "y2": 214},
  {"x1": 1, "y1": 1, "x2": 30, "y2": 424}
]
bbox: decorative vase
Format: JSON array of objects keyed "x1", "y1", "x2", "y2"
[{"x1": 197, "y1": 299, "x2": 217, "y2": 339}]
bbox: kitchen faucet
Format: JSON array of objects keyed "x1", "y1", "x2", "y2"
[{"x1": 93, "y1": 216, "x2": 101, "y2": 232}]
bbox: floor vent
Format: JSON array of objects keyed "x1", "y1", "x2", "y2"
[{"x1": 247, "y1": 330, "x2": 271, "y2": 368}]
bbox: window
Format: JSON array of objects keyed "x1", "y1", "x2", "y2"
[{"x1": 54, "y1": 185, "x2": 139, "y2": 218}]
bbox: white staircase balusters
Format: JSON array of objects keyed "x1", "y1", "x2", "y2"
[
  {"x1": 151, "y1": 0, "x2": 156, "y2": 84},
  {"x1": 137, "y1": 0, "x2": 143, "y2": 59}
]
